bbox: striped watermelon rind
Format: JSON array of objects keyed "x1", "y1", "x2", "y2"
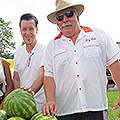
[
  {"x1": 7, "y1": 116, "x2": 26, "y2": 120},
  {"x1": 2, "y1": 88, "x2": 37, "y2": 119},
  {"x1": 0, "y1": 109, "x2": 8, "y2": 120},
  {"x1": 30, "y1": 112, "x2": 57, "y2": 120}
]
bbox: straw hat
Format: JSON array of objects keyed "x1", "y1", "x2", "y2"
[{"x1": 47, "y1": 0, "x2": 84, "y2": 24}]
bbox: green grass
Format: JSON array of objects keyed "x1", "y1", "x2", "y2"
[{"x1": 107, "y1": 91, "x2": 120, "y2": 120}]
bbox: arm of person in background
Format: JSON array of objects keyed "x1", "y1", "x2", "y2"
[
  {"x1": 108, "y1": 59, "x2": 120, "y2": 118},
  {"x1": 13, "y1": 71, "x2": 20, "y2": 89},
  {"x1": 42, "y1": 76, "x2": 57, "y2": 116},
  {"x1": 0, "y1": 59, "x2": 14, "y2": 109},
  {"x1": 21, "y1": 66, "x2": 44, "y2": 96}
]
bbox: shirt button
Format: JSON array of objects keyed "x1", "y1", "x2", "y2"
[
  {"x1": 77, "y1": 74, "x2": 79, "y2": 77},
  {"x1": 79, "y1": 88, "x2": 82, "y2": 90},
  {"x1": 76, "y1": 62, "x2": 78, "y2": 64},
  {"x1": 69, "y1": 40, "x2": 71, "y2": 42},
  {"x1": 74, "y1": 50, "x2": 76, "y2": 52}
]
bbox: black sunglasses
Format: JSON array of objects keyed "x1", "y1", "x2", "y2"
[
  {"x1": 56, "y1": 10, "x2": 75, "y2": 21},
  {"x1": 27, "y1": 53, "x2": 34, "y2": 67}
]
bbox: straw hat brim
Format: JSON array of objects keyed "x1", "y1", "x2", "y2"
[{"x1": 47, "y1": 4, "x2": 84, "y2": 24}]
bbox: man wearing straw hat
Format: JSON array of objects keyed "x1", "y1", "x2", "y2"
[{"x1": 42, "y1": 0, "x2": 120, "y2": 119}]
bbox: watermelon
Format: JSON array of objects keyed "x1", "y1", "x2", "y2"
[
  {"x1": 30, "y1": 112, "x2": 57, "y2": 120},
  {"x1": 2, "y1": 88, "x2": 37, "y2": 119},
  {"x1": 0, "y1": 109, "x2": 8, "y2": 120},
  {"x1": 7, "y1": 117, "x2": 25, "y2": 120}
]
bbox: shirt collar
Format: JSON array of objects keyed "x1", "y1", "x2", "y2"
[
  {"x1": 59, "y1": 28, "x2": 87, "y2": 41},
  {"x1": 54, "y1": 26, "x2": 93, "y2": 41},
  {"x1": 77, "y1": 28, "x2": 86, "y2": 40},
  {"x1": 24, "y1": 42, "x2": 38, "y2": 54}
]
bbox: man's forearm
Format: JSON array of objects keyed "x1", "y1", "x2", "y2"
[
  {"x1": 44, "y1": 76, "x2": 56, "y2": 102},
  {"x1": 108, "y1": 60, "x2": 120, "y2": 94},
  {"x1": 42, "y1": 76, "x2": 57, "y2": 116},
  {"x1": 13, "y1": 71, "x2": 20, "y2": 89},
  {"x1": 13, "y1": 79, "x2": 20, "y2": 89},
  {"x1": 30, "y1": 66, "x2": 44, "y2": 94},
  {"x1": 30, "y1": 75, "x2": 43, "y2": 94}
]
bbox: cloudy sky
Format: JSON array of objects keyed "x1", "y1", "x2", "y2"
[{"x1": 0, "y1": 0, "x2": 120, "y2": 49}]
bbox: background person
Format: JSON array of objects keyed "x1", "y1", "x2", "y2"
[
  {"x1": 13, "y1": 13, "x2": 46, "y2": 112},
  {"x1": 42, "y1": 0, "x2": 120, "y2": 119},
  {"x1": 0, "y1": 57, "x2": 13, "y2": 109}
]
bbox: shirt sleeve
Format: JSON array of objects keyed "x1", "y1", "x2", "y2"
[
  {"x1": 38, "y1": 45, "x2": 46, "y2": 68},
  {"x1": 44, "y1": 41, "x2": 54, "y2": 78},
  {"x1": 105, "y1": 32, "x2": 120, "y2": 66}
]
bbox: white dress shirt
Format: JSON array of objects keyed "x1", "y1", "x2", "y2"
[{"x1": 44, "y1": 26, "x2": 120, "y2": 116}]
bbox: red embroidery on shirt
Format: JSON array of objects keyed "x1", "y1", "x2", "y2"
[
  {"x1": 84, "y1": 45, "x2": 99, "y2": 48},
  {"x1": 86, "y1": 39, "x2": 91, "y2": 42},
  {"x1": 91, "y1": 37, "x2": 96, "y2": 40},
  {"x1": 54, "y1": 51, "x2": 66, "y2": 57},
  {"x1": 54, "y1": 26, "x2": 93, "y2": 40},
  {"x1": 86, "y1": 38, "x2": 96, "y2": 42},
  {"x1": 107, "y1": 51, "x2": 120, "y2": 62}
]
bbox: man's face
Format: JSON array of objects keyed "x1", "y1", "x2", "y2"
[
  {"x1": 20, "y1": 19, "x2": 38, "y2": 45},
  {"x1": 56, "y1": 7, "x2": 79, "y2": 37}
]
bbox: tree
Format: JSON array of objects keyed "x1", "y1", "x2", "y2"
[
  {"x1": 0, "y1": 18, "x2": 16, "y2": 59},
  {"x1": 21, "y1": 40, "x2": 25, "y2": 46}
]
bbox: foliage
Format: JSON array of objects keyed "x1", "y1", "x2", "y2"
[
  {"x1": 107, "y1": 91, "x2": 120, "y2": 120},
  {"x1": 21, "y1": 40, "x2": 25, "y2": 46},
  {"x1": 0, "y1": 18, "x2": 16, "y2": 59}
]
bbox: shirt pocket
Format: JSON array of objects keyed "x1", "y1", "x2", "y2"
[
  {"x1": 83, "y1": 40, "x2": 100, "y2": 58},
  {"x1": 54, "y1": 49, "x2": 67, "y2": 67}
]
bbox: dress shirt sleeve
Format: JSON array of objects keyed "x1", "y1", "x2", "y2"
[
  {"x1": 105, "y1": 32, "x2": 120, "y2": 66},
  {"x1": 44, "y1": 41, "x2": 54, "y2": 78}
]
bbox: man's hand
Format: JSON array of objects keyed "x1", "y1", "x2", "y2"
[
  {"x1": 42, "y1": 101, "x2": 57, "y2": 116},
  {"x1": 113, "y1": 96, "x2": 120, "y2": 118},
  {"x1": 20, "y1": 86, "x2": 35, "y2": 96}
]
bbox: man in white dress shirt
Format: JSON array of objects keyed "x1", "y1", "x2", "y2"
[{"x1": 42, "y1": 0, "x2": 120, "y2": 119}]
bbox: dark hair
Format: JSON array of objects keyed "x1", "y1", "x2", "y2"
[{"x1": 19, "y1": 13, "x2": 38, "y2": 28}]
